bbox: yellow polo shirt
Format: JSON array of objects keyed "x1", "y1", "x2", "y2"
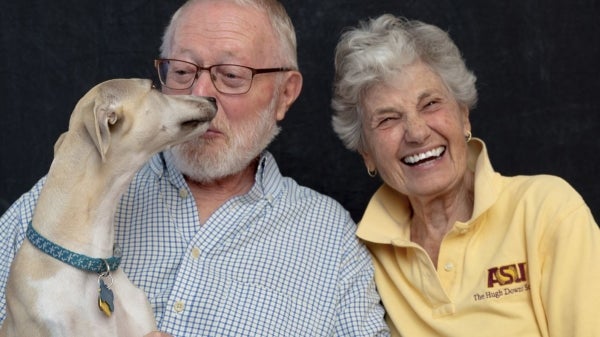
[{"x1": 357, "y1": 139, "x2": 600, "y2": 337}]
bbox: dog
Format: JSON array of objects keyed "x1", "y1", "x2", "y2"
[{"x1": 0, "y1": 78, "x2": 217, "y2": 337}]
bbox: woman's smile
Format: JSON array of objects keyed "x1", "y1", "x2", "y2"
[{"x1": 401, "y1": 146, "x2": 446, "y2": 166}]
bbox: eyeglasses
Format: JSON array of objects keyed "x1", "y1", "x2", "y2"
[{"x1": 155, "y1": 58, "x2": 293, "y2": 95}]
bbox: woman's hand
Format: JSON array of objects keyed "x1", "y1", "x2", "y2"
[{"x1": 144, "y1": 332, "x2": 173, "y2": 337}]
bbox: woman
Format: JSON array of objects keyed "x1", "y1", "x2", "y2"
[{"x1": 331, "y1": 14, "x2": 600, "y2": 337}]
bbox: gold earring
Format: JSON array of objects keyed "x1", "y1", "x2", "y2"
[{"x1": 465, "y1": 131, "x2": 472, "y2": 142}]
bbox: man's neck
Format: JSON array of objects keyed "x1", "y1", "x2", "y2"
[{"x1": 185, "y1": 160, "x2": 258, "y2": 224}]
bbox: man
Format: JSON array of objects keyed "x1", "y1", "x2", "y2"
[{"x1": 0, "y1": 0, "x2": 389, "y2": 336}]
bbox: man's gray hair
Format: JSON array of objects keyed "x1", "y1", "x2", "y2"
[{"x1": 159, "y1": 0, "x2": 298, "y2": 69}]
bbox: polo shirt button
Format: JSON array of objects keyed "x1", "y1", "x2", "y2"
[
  {"x1": 444, "y1": 262, "x2": 454, "y2": 271},
  {"x1": 173, "y1": 301, "x2": 185, "y2": 313}
]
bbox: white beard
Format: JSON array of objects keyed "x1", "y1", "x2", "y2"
[{"x1": 170, "y1": 92, "x2": 281, "y2": 183}]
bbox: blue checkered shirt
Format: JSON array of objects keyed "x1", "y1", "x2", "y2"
[{"x1": 0, "y1": 151, "x2": 389, "y2": 336}]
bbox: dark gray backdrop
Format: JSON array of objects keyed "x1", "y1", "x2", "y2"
[{"x1": 1, "y1": 0, "x2": 599, "y2": 222}]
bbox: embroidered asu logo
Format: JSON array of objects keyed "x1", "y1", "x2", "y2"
[{"x1": 487, "y1": 262, "x2": 527, "y2": 288}]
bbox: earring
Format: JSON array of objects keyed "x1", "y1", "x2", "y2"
[
  {"x1": 465, "y1": 131, "x2": 472, "y2": 142},
  {"x1": 367, "y1": 168, "x2": 377, "y2": 178}
]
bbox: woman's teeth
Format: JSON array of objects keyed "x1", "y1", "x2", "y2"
[{"x1": 402, "y1": 146, "x2": 446, "y2": 165}]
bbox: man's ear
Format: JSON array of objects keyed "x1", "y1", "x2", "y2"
[
  {"x1": 275, "y1": 71, "x2": 303, "y2": 121},
  {"x1": 82, "y1": 95, "x2": 118, "y2": 162}
]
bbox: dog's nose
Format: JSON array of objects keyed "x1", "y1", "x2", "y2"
[{"x1": 206, "y1": 96, "x2": 217, "y2": 111}]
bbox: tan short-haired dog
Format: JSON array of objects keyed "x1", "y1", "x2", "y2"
[{"x1": 0, "y1": 78, "x2": 217, "y2": 337}]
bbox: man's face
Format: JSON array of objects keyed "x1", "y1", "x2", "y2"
[{"x1": 163, "y1": 1, "x2": 287, "y2": 182}]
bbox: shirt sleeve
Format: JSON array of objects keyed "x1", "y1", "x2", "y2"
[
  {"x1": 334, "y1": 215, "x2": 390, "y2": 337},
  {"x1": 0, "y1": 177, "x2": 45, "y2": 324},
  {"x1": 537, "y1": 181, "x2": 600, "y2": 336}
]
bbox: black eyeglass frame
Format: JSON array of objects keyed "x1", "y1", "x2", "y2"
[{"x1": 154, "y1": 58, "x2": 294, "y2": 95}]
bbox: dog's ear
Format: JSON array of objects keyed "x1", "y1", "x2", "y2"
[{"x1": 83, "y1": 95, "x2": 119, "y2": 162}]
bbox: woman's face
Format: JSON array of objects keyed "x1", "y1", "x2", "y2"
[{"x1": 360, "y1": 61, "x2": 471, "y2": 200}]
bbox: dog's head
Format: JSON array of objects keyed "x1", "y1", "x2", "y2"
[{"x1": 63, "y1": 78, "x2": 216, "y2": 162}]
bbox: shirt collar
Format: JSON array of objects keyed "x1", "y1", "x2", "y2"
[
  {"x1": 148, "y1": 150, "x2": 283, "y2": 205},
  {"x1": 243, "y1": 151, "x2": 283, "y2": 205}
]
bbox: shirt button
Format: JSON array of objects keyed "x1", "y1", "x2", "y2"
[
  {"x1": 179, "y1": 188, "x2": 188, "y2": 199},
  {"x1": 191, "y1": 247, "x2": 201, "y2": 260},
  {"x1": 444, "y1": 262, "x2": 454, "y2": 271},
  {"x1": 173, "y1": 301, "x2": 185, "y2": 313}
]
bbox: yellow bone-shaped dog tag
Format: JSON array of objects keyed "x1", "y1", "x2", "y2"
[{"x1": 98, "y1": 278, "x2": 114, "y2": 317}]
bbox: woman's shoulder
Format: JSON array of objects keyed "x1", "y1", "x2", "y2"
[
  {"x1": 502, "y1": 173, "x2": 580, "y2": 198},
  {"x1": 497, "y1": 173, "x2": 588, "y2": 219}
]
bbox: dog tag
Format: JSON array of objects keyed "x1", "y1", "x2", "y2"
[{"x1": 98, "y1": 278, "x2": 114, "y2": 317}]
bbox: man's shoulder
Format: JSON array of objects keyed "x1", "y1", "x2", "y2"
[
  {"x1": 264, "y1": 152, "x2": 351, "y2": 218},
  {"x1": 280, "y1": 174, "x2": 339, "y2": 201},
  {"x1": 278, "y1": 175, "x2": 352, "y2": 221}
]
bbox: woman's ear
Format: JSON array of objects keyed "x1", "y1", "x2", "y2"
[
  {"x1": 275, "y1": 71, "x2": 303, "y2": 121},
  {"x1": 462, "y1": 106, "x2": 471, "y2": 133}
]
